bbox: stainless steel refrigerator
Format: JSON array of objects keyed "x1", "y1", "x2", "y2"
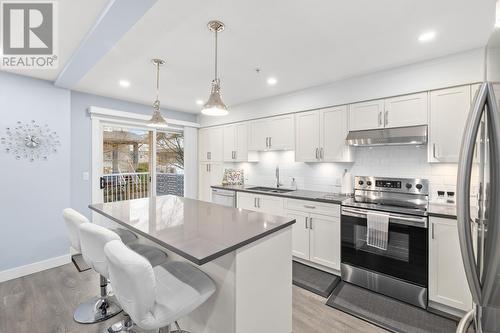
[{"x1": 457, "y1": 28, "x2": 500, "y2": 333}]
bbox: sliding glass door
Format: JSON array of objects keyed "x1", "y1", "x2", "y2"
[
  {"x1": 156, "y1": 131, "x2": 184, "y2": 196},
  {"x1": 97, "y1": 124, "x2": 184, "y2": 204}
]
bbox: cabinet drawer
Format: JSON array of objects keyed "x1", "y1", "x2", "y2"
[{"x1": 285, "y1": 199, "x2": 340, "y2": 217}]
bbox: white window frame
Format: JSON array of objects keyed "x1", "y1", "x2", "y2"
[{"x1": 89, "y1": 106, "x2": 199, "y2": 211}]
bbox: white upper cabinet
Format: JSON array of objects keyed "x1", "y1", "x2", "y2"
[
  {"x1": 349, "y1": 99, "x2": 385, "y2": 131},
  {"x1": 384, "y1": 92, "x2": 428, "y2": 128},
  {"x1": 349, "y1": 93, "x2": 428, "y2": 131},
  {"x1": 249, "y1": 115, "x2": 294, "y2": 151},
  {"x1": 295, "y1": 106, "x2": 351, "y2": 162},
  {"x1": 223, "y1": 122, "x2": 254, "y2": 162},
  {"x1": 199, "y1": 127, "x2": 224, "y2": 162},
  {"x1": 268, "y1": 115, "x2": 295, "y2": 150},
  {"x1": 295, "y1": 111, "x2": 320, "y2": 162},
  {"x1": 320, "y1": 106, "x2": 352, "y2": 162},
  {"x1": 429, "y1": 85, "x2": 471, "y2": 163}
]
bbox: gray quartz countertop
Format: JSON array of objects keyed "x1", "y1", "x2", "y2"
[
  {"x1": 211, "y1": 184, "x2": 349, "y2": 204},
  {"x1": 89, "y1": 195, "x2": 295, "y2": 265}
]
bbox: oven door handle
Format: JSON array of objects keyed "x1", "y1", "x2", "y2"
[{"x1": 341, "y1": 207, "x2": 428, "y2": 228}]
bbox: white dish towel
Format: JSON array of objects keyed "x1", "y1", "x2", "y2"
[{"x1": 367, "y1": 212, "x2": 390, "y2": 250}]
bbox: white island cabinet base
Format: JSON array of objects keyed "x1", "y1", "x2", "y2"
[{"x1": 173, "y1": 227, "x2": 293, "y2": 333}]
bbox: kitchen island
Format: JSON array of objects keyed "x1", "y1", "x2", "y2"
[{"x1": 89, "y1": 195, "x2": 295, "y2": 333}]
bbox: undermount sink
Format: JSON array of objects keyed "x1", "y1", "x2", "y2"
[{"x1": 247, "y1": 186, "x2": 295, "y2": 194}]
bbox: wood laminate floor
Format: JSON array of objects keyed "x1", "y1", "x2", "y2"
[{"x1": 0, "y1": 264, "x2": 387, "y2": 333}]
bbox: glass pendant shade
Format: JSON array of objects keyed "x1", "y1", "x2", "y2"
[{"x1": 201, "y1": 79, "x2": 228, "y2": 116}]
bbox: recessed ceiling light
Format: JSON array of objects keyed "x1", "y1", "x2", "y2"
[
  {"x1": 418, "y1": 31, "x2": 436, "y2": 43},
  {"x1": 196, "y1": 100, "x2": 204, "y2": 105},
  {"x1": 267, "y1": 77, "x2": 278, "y2": 85},
  {"x1": 119, "y1": 80, "x2": 130, "y2": 87}
]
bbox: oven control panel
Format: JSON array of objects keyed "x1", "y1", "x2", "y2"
[{"x1": 355, "y1": 176, "x2": 429, "y2": 195}]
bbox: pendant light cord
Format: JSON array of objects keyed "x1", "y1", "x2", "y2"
[
  {"x1": 214, "y1": 29, "x2": 218, "y2": 81},
  {"x1": 156, "y1": 61, "x2": 160, "y2": 100}
]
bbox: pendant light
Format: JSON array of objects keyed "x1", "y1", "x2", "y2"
[
  {"x1": 148, "y1": 58, "x2": 169, "y2": 128},
  {"x1": 201, "y1": 20, "x2": 228, "y2": 116}
]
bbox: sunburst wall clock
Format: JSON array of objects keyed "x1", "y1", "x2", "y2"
[{"x1": 1, "y1": 120, "x2": 60, "y2": 162}]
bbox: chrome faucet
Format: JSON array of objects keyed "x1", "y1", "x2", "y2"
[{"x1": 275, "y1": 165, "x2": 282, "y2": 188}]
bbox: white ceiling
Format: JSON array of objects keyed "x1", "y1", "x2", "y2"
[
  {"x1": 2, "y1": 0, "x2": 110, "y2": 81},
  {"x1": 4, "y1": 0, "x2": 497, "y2": 113}
]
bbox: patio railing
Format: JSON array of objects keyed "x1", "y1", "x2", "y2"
[
  {"x1": 103, "y1": 172, "x2": 149, "y2": 203},
  {"x1": 102, "y1": 172, "x2": 184, "y2": 203}
]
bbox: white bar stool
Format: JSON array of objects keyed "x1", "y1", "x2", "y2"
[
  {"x1": 63, "y1": 208, "x2": 140, "y2": 323},
  {"x1": 104, "y1": 240, "x2": 216, "y2": 333},
  {"x1": 75, "y1": 223, "x2": 168, "y2": 324}
]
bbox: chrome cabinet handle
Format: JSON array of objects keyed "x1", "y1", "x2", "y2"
[
  {"x1": 304, "y1": 205, "x2": 316, "y2": 209},
  {"x1": 432, "y1": 143, "x2": 439, "y2": 160},
  {"x1": 254, "y1": 197, "x2": 257, "y2": 208},
  {"x1": 208, "y1": 152, "x2": 211, "y2": 160},
  {"x1": 320, "y1": 147, "x2": 324, "y2": 159},
  {"x1": 431, "y1": 223, "x2": 435, "y2": 239},
  {"x1": 305, "y1": 217, "x2": 308, "y2": 229},
  {"x1": 209, "y1": 164, "x2": 211, "y2": 172},
  {"x1": 266, "y1": 137, "x2": 269, "y2": 148},
  {"x1": 269, "y1": 137, "x2": 272, "y2": 148},
  {"x1": 385, "y1": 110, "x2": 389, "y2": 126},
  {"x1": 378, "y1": 112, "x2": 382, "y2": 126},
  {"x1": 258, "y1": 198, "x2": 261, "y2": 208},
  {"x1": 315, "y1": 148, "x2": 319, "y2": 159},
  {"x1": 309, "y1": 217, "x2": 313, "y2": 229}
]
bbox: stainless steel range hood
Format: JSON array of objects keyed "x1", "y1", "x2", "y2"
[{"x1": 346, "y1": 125, "x2": 428, "y2": 146}]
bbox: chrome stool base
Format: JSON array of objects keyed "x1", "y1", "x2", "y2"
[
  {"x1": 106, "y1": 318, "x2": 190, "y2": 333},
  {"x1": 74, "y1": 295, "x2": 122, "y2": 324}
]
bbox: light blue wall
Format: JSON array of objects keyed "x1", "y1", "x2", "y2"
[
  {"x1": 0, "y1": 72, "x2": 71, "y2": 271},
  {"x1": 0, "y1": 72, "x2": 197, "y2": 272},
  {"x1": 70, "y1": 91, "x2": 197, "y2": 218}
]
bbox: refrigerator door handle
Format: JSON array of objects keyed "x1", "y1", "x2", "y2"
[
  {"x1": 479, "y1": 83, "x2": 500, "y2": 305},
  {"x1": 457, "y1": 82, "x2": 488, "y2": 305}
]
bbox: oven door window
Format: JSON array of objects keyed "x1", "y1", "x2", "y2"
[{"x1": 341, "y1": 214, "x2": 427, "y2": 286}]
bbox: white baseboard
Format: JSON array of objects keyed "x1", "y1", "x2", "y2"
[{"x1": 0, "y1": 254, "x2": 71, "y2": 283}]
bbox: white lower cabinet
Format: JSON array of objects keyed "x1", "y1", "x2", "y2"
[
  {"x1": 429, "y1": 217, "x2": 473, "y2": 311},
  {"x1": 287, "y1": 211, "x2": 309, "y2": 260},
  {"x1": 198, "y1": 162, "x2": 223, "y2": 202},
  {"x1": 236, "y1": 192, "x2": 286, "y2": 216},
  {"x1": 309, "y1": 213, "x2": 340, "y2": 269},
  {"x1": 285, "y1": 199, "x2": 340, "y2": 271}
]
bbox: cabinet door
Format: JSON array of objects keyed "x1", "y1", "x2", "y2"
[
  {"x1": 209, "y1": 163, "x2": 223, "y2": 188},
  {"x1": 198, "y1": 163, "x2": 211, "y2": 201},
  {"x1": 384, "y1": 92, "x2": 428, "y2": 128},
  {"x1": 309, "y1": 214, "x2": 340, "y2": 270},
  {"x1": 429, "y1": 217, "x2": 472, "y2": 311},
  {"x1": 198, "y1": 128, "x2": 210, "y2": 162},
  {"x1": 248, "y1": 119, "x2": 269, "y2": 151},
  {"x1": 429, "y1": 86, "x2": 470, "y2": 162},
  {"x1": 295, "y1": 111, "x2": 320, "y2": 162},
  {"x1": 208, "y1": 127, "x2": 224, "y2": 162},
  {"x1": 234, "y1": 122, "x2": 249, "y2": 162},
  {"x1": 349, "y1": 99, "x2": 385, "y2": 131},
  {"x1": 287, "y1": 211, "x2": 309, "y2": 260},
  {"x1": 223, "y1": 125, "x2": 236, "y2": 162},
  {"x1": 320, "y1": 105, "x2": 352, "y2": 162},
  {"x1": 259, "y1": 195, "x2": 286, "y2": 216},
  {"x1": 236, "y1": 192, "x2": 259, "y2": 211},
  {"x1": 268, "y1": 115, "x2": 295, "y2": 150}
]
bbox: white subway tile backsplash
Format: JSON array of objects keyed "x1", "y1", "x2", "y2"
[{"x1": 224, "y1": 145, "x2": 459, "y2": 200}]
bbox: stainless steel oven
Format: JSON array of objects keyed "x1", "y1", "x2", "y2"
[{"x1": 340, "y1": 176, "x2": 429, "y2": 309}]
